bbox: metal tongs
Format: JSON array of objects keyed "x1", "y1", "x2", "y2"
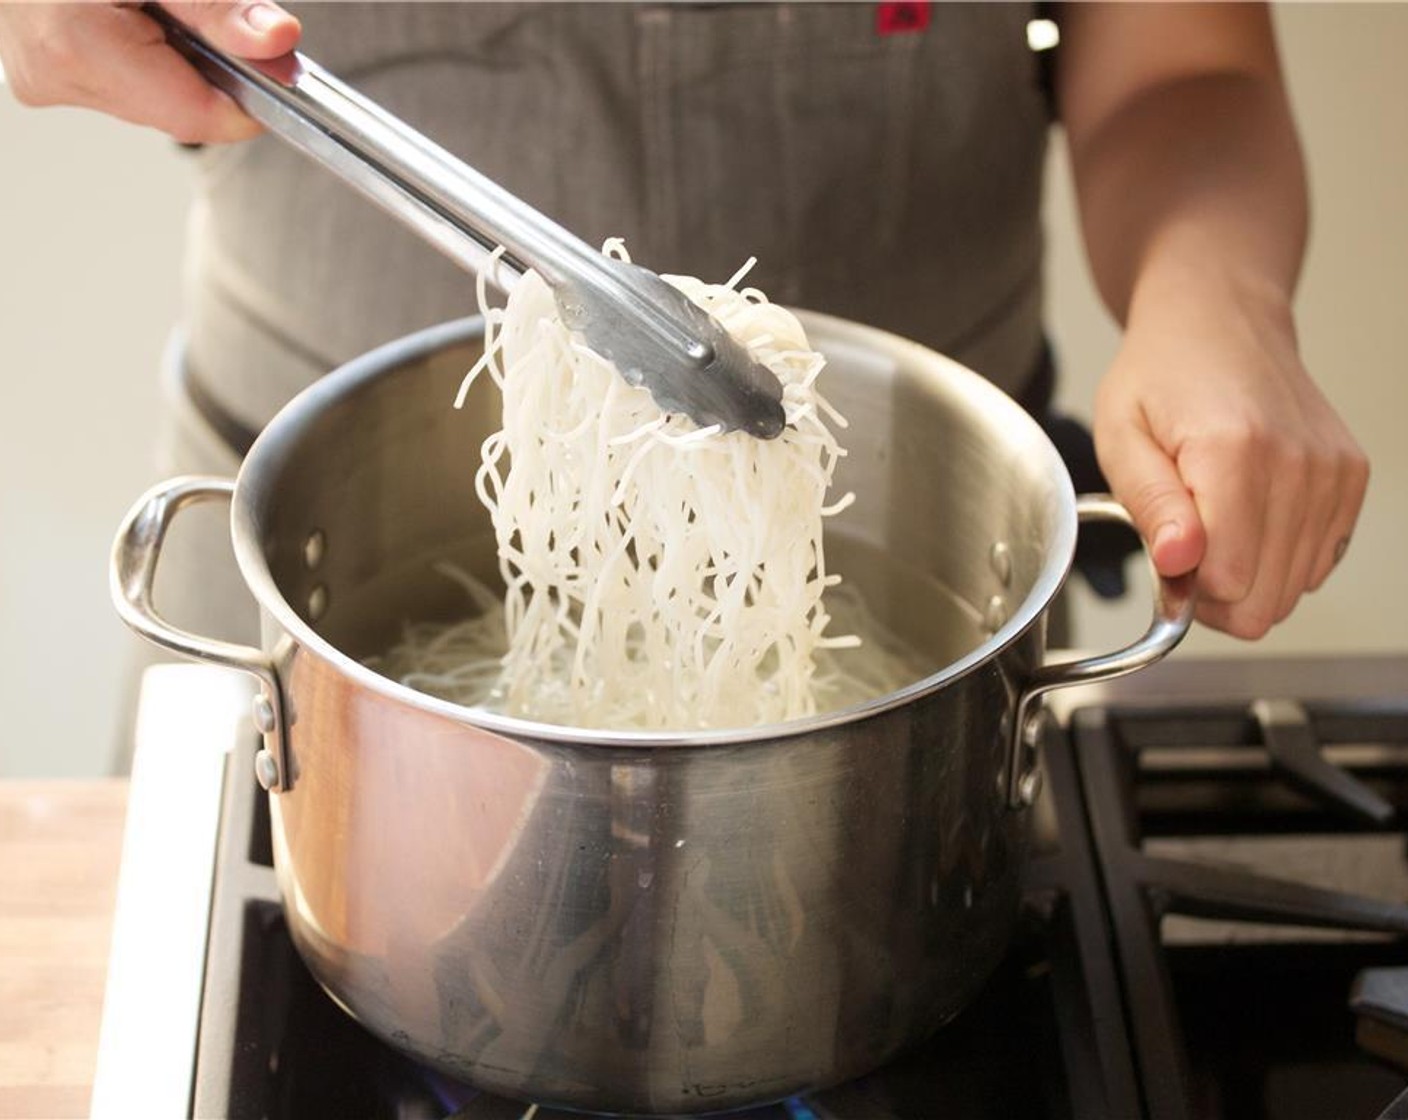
[{"x1": 148, "y1": 6, "x2": 786, "y2": 439}]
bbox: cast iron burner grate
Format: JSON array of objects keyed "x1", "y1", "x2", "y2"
[{"x1": 1065, "y1": 697, "x2": 1408, "y2": 1120}]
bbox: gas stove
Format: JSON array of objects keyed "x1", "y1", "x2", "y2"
[{"x1": 91, "y1": 656, "x2": 1408, "y2": 1119}]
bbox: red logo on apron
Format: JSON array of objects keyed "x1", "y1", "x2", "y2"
[{"x1": 876, "y1": 1, "x2": 931, "y2": 35}]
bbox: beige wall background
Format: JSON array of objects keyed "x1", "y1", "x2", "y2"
[{"x1": 1, "y1": 4, "x2": 1404, "y2": 778}]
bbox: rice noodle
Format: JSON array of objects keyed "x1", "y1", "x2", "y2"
[{"x1": 374, "y1": 245, "x2": 924, "y2": 729}]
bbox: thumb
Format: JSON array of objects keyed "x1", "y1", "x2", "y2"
[
  {"x1": 162, "y1": 1, "x2": 301, "y2": 60},
  {"x1": 1098, "y1": 418, "x2": 1205, "y2": 579}
]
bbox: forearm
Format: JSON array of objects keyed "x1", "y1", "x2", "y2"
[
  {"x1": 1069, "y1": 69, "x2": 1307, "y2": 332},
  {"x1": 1057, "y1": 3, "x2": 1307, "y2": 331}
]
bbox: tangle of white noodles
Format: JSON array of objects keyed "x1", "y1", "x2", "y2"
[{"x1": 377, "y1": 243, "x2": 926, "y2": 730}]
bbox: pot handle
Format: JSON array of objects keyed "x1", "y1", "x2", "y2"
[
  {"x1": 110, "y1": 476, "x2": 293, "y2": 793},
  {"x1": 1007, "y1": 493, "x2": 1196, "y2": 808}
]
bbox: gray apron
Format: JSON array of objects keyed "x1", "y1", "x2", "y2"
[{"x1": 155, "y1": 0, "x2": 1052, "y2": 651}]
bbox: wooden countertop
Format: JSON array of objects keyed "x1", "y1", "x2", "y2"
[{"x1": 0, "y1": 781, "x2": 127, "y2": 1120}]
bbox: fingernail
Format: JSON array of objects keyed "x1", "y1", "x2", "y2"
[
  {"x1": 1153, "y1": 522, "x2": 1179, "y2": 553},
  {"x1": 244, "y1": 3, "x2": 283, "y2": 33}
]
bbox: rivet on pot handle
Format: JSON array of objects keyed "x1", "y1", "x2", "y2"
[
  {"x1": 1007, "y1": 494, "x2": 1197, "y2": 809},
  {"x1": 110, "y1": 476, "x2": 293, "y2": 793}
]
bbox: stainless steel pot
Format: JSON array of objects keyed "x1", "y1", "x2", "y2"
[{"x1": 111, "y1": 313, "x2": 1192, "y2": 1115}]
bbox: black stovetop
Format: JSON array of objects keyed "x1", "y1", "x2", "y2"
[{"x1": 192, "y1": 677, "x2": 1408, "y2": 1119}]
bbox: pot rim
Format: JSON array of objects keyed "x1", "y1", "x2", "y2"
[{"x1": 231, "y1": 313, "x2": 1078, "y2": 748}]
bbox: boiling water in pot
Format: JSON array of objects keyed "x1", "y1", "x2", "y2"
[{"x1": 320, "y1": 531, "x2": 984, "y2": 728}]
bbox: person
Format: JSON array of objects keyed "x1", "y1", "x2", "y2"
[{"x1": 0, "y1": 0, "x2": 1369, "y2": 642}]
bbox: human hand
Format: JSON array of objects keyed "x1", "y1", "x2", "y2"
[
  {"x1": 0, "y1": 1, "x2": 300, "y2": 143},
  {"x1": 1092, "y1": 272, "x2": 1369, "y2": 639}
]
